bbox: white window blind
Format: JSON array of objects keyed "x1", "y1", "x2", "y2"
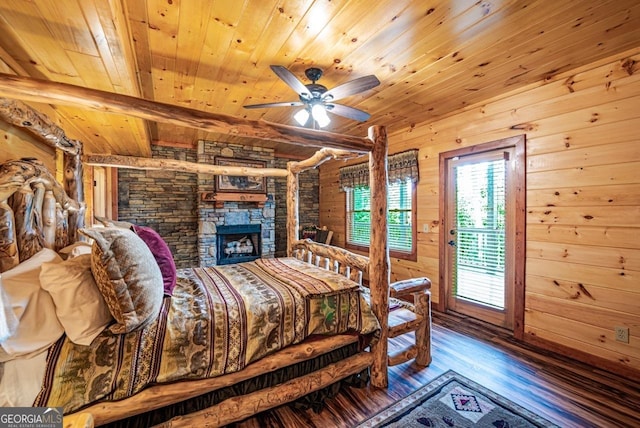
[
  {"x1": 453, "y1": 157, "x2": 506, "y2": 309},
  {"x1": 346, "y1": 178, "x2": 413, "y2": 253}
]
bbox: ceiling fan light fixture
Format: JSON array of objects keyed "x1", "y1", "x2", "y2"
[
  {"x1": 311, "y1": 104, "x2": 330, "y2": 128},
  {"x1": 294, "y1": 108, "x2": 310, "y2": 126},
  {"x1": 244, "y1": 65, "x2": 380, "y2": 126}
]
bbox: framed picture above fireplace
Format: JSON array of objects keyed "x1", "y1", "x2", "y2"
[{"x1": 214, "y1": 157, "x2": 267, "y2": 194}]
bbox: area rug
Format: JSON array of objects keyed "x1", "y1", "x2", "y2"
[{"x1": 356, "y1": 370, "x2": 559, "y2": 427}]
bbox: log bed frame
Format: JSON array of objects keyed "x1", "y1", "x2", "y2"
[{"x1": 0, "y1": 76, "x2": 431, "y2": 428}]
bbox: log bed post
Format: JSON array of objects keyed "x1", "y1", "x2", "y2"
[
  {"x1": 63, "y1": 151, "x2": 85, "y2": 243},
  {"x1": 368, "y1": 125, "x2": 390, "y2": 388},
  {"x1": 0, "y1": 200, "x2": 18, "y2": 271},
  {"x1": 286, "y1": 162, "x2": 299, "y2": 257}
]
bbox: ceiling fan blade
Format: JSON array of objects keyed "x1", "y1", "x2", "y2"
[
  {"x1": 270, "y1": 65, "x2": 311, "y2": 98},
  {"x1": 326, "y1": 103, "x2": 371, "y2": 122},
  {"x1": 243, "y1": 101, "x2": 304, "y2": 109},
  {"x1": 323, "y1": 75, "x2": 380, "y2": 102}
]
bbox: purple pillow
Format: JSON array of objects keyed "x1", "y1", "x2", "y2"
[{"x1": 131, "y1": 225, "x2": 177, "y2": 296}]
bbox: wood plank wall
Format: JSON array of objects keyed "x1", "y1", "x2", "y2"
[{"x1": 319, "y1": 48, "x2": 640, "y2": 375}]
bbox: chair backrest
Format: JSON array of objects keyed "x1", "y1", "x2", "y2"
[{"x1": 314, "y1": 228, "x2": 333, "y2": 245}]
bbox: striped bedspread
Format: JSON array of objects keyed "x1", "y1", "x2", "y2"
[{"x1": 34, "y1": 258, "x2": 380, "y2": 413}]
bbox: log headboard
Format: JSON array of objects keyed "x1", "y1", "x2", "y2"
[{"x1": 0, "y1": 158, "x2": 84, "y2": 273}]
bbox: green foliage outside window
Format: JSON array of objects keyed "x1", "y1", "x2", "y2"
[
  {"x1": 347, "y1": 178, "x2": 413, "y2": 253},
  {"x1": 455, "y1": 161, "x2": 506, "y2": 273}
]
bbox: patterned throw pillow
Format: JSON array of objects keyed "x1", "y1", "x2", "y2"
[{"x1": 79, "y1": 227, "x2": 163, "y2": 334}]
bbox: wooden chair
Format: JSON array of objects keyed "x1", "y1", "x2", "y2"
[
  {"x1": 302, "y1": 225, "x2": 333, "y2": 245},
  {"x1": 387, "y1": 277, "x2": 432, "y2": 366},
  {"x1": 314, "y1": 227, "x2": 333, "y2": 245}
]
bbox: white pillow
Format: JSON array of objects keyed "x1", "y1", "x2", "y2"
[
  {"x1": 58, "y1": 241, "x2": 93, "y2": 260},
  {"x1": 40, "y1": 254, "x2": 113, "y2": 345},
  {"x1": 0, "y1": 248, "x2": 64, "y2": 362},
  {"x1": 0, "y1": 286, "x2": 19, "y2": 342}
]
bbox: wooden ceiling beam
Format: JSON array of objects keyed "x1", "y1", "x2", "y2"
[{"x1": 0, "y1": 73, "x2": 374, "y2": 153}]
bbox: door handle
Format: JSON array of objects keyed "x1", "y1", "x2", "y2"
[{"x1": 448, "y1": 240, "x2": 456, "y2": 247}]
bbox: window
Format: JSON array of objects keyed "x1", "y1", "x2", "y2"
[
  {"x1": 346, "y1": 178, "x2": 416, "y2": 259},
  {"x1": 340, "y1": 149, "x2": 419, "y2": 260}
]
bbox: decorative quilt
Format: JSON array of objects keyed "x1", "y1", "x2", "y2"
[{"x1": 34, "y1": 258, "x2": 380, "y2": 413}]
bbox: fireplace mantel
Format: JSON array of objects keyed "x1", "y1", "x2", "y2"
[{"x1": 201, "y1": 192, "x2": 268, "y2": 208}]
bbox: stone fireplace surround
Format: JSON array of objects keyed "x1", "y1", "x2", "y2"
[
  {"x1": 197, "y1": 141, "x2": 275, "y2": 266},
  {"x1": 118, "y1": 142, "x2": 318, "y2": 269}
]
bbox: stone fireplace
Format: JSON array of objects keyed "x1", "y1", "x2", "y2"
[
  {"x1": 197, "y1": 141, "x2": 276, "y2": 266},
  {"x1": 216, "y1": 224, "x2": 261, "y2": 265},
  {"x1": 117, "y1": 143, "x2": 318, "y2": 269}
]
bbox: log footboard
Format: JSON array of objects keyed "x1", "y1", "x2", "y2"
[
  {"x1": 291, "y1": 238, "x2": 369, "y2": 285},
  {"x1": 292, "y1": 239, "x2": 433, "y2": 368}
]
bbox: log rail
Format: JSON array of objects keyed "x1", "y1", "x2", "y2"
[
  {"x1": 0, "y1": 73, "x2": 374, "y2": 153},
  {"x1": 292, "y1": 239, "x2": 369, "y2": 284},
  {"x1": 158, "y1": 351, "x2": 373, "y2": 427},
  {"x1": 79, "y1": 335, "x2": 362, "y2": 426}
]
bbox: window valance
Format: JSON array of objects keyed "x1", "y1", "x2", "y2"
[{"x1": 339, "y1": 149, "x2": 419, "y2": 190}]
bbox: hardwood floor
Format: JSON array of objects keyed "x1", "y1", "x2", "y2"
[{"x1": 235, "y1": 311, "x2": 640, "y2": 428}]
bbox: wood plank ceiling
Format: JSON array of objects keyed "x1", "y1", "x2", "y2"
[{"x1": 0, "y1": 0, "x2": 639, "y2": 158}]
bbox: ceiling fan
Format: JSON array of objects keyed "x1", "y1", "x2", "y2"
[{"x1": 243, "y1": 65, "x2": 380, "y2": 128}]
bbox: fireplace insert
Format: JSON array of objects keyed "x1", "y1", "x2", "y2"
[{"x1": 216, "y1": 224, "x2": 261, "y2": 265}]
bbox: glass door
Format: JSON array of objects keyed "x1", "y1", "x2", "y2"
[{"x1": 445, "y1": 148, "x2": 516, "y2": 329}]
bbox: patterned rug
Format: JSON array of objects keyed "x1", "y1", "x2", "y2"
[{"x1": 356, "y1": 370, "x2": 559, "y2": 427}]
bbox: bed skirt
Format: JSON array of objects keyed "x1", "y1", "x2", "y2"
[{"x1": 100, "y1": 340, "x2": 368, "y2": 427}]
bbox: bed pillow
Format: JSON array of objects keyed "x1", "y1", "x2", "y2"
[
  {"x1": 40, "y1": 253, "x2": 113, "y2": 345},
  {"x1": 93, "y1": 216, "x2": 135, "y2": 229},
  {"x1": 0, "y1": 286, "x2": 18, "y2": 343},
  {"x1": 58, "y1": 241, "x2": 93, "y2": 259},
  {"x1": 0, "y1": 248, "x2": 64, "y2": 362},
  {"x1": 79, "y1": 227, "x2": 164, "y2": 334},
  {"x1": 132, "y1": 225, "x2": 177, "y2": 296}
]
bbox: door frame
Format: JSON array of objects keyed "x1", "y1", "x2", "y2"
[{"x1": 438, "y1": 135, "x2": 526, "y2": 339}]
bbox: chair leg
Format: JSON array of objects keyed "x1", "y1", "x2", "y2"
[{"x1": 413, "y1": 290, "x2": 432, "y2": 366}]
